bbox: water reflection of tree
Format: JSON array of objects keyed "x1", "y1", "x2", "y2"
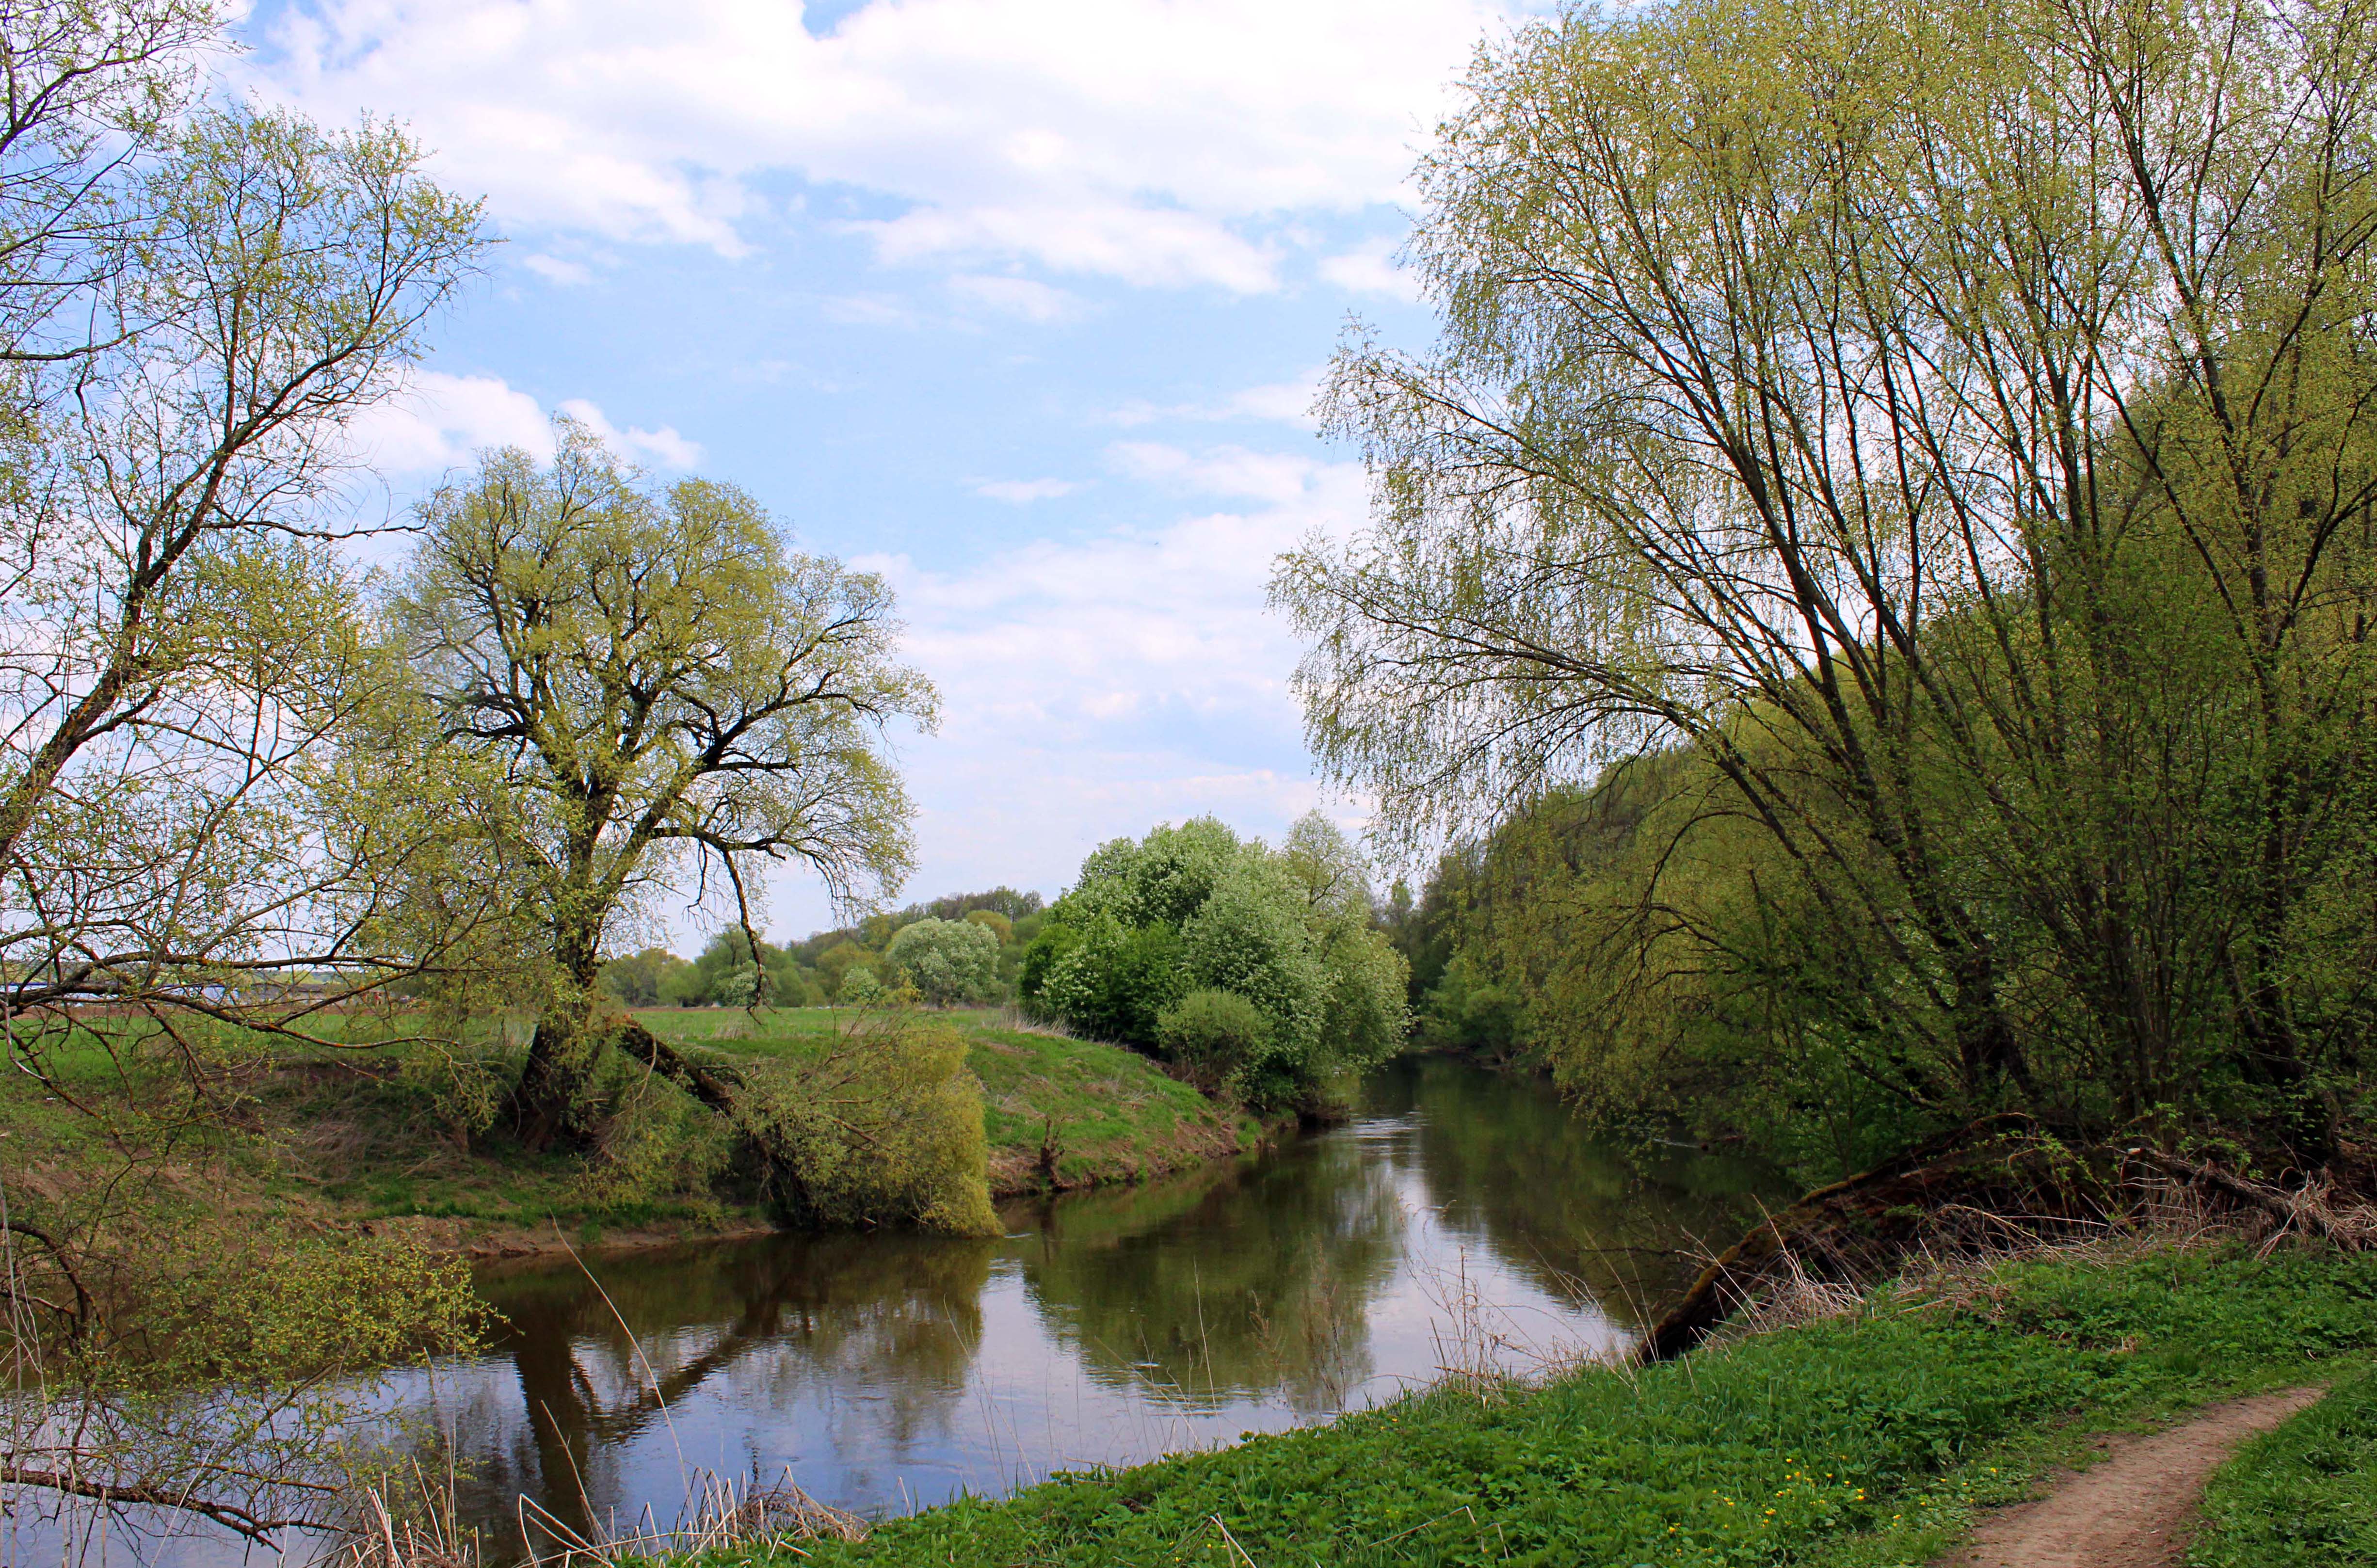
[
  {"x1": 396, "y1": 1061, "x2": 1776, "y2": 1561},
  {"x1": 1374, "y1": 1056, "x2": 1780, "y2": 1321},
  {"x1": 448, "y1": 1232, "x2": 994, "y2": 1558},
  {"x1": 1011, "y1": 1136, "x2": 1405, "y2": 1415}
]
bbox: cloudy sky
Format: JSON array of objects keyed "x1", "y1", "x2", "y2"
[{"x1": 234, "y1": 0, "x2": 1536, "y2": 944}]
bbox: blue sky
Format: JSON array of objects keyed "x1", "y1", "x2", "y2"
[{"x1": 233, "y1": 0, "x2": 1534, "y2": 946}]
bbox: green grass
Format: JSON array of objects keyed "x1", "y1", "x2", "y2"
[
  {"x1": 675, "y1": 1243, "x2": 2377, "y2": 1568},
  {"x1": 2187, "y1": 1366, "x2": 2377, "y2": 1568}
]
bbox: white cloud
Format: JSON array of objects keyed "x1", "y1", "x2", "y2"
[
  {"x1": 246, "y1": 0, "x2": 1514, "y2": 290},
  {"x1": 820, "y1": 292, "x2": 923, "y2": 328},
  {"x1": 556, "y1": 398, "x2": 706, "y2": 469},
  {"x1": 1318, "y1": 236, "x2": 1423, "y2": 300},
  {"x1": 947, "y1": 272, "x2": 1084, "y2": 323},
  {"x1": 973, "y1": 477, "x2": 1081, "y2": 504},
  {"x1": 1106, "y1": 441, "x2": 1322, "y2": 505},
  {"x1": 1108, "y1": 370, "x2": 1325, "y2": 431},
  {"x1": 867, "y1": 203, "x2": 1278, "y2": 293},
  {"x1": 1225, "y1": 379, "x2": 1325, "y2": 427},
  {"x1": 344, "y1": 371, "x2": 703, "y2": 477},
  {"x1": 345, "y1": 370, "x2": 553, "y2": 475},
  {"x1": 522, "y1": 252, "x2": 595, "y2": 286},
  {"x1": 771, "y1": 443, "x2": 1371, "y2": 931}
]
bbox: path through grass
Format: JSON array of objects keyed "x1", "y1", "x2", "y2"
[{"x1": 679, "y1": 1243, "x2": 2377, "y2": 1568}]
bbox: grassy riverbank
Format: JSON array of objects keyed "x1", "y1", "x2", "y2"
[
  {"x1": 2, "y1": 1008, "x2": 1257, "y2": 1256},
  {"x1": 645, "y1": 1008, "x2": 1262, "y2": 1199},
  {"x1": 694, "y1": 1241, "x2": 2377, "y2": 1568}
]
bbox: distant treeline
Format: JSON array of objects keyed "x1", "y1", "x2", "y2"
[{"x1": 601, "y1": 886, "x2": 1049, "y2": 1009}]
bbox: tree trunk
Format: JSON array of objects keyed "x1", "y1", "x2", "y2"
[
  {"x1": 508, "y1": 1005, "x2": 607, "y2": 1151},
  {"x1": 508, "y1": 893, "x2": 610, "y2": 1151},
  {"x1": 609, "y1": 1018, "x2": 813, "y2": 1216},
  {"x1": 1637, "y1": 1112, "x2": 2052, "y2": 1362}
]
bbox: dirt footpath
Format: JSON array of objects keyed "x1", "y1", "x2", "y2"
[{"x1": 1943, "y1": 1387, "x2": 2325, "y2": 1568}]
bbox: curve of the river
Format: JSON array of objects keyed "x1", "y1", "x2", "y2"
[
  {"x1": 438, "y1": 1055, "x2": 1773, "y2": 1558},
  {"x1": 14, "y1": 1055, "x2": 1777, "y2": 1566}
]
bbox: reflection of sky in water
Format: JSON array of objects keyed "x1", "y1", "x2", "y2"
[{"x1": 20, "y1": 1058, "x2": 1773, "y2": 1566}]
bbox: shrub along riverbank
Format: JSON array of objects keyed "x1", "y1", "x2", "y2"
[
  {"x1": 692, "y1": 1241, "x2": 2377, "y2": 1568},
  {"x1": 646, "y1": 1008, "x2": 1262, "y2": 1203},
  {"x1": 1, "y1": 1008, "x2": 1260, "y2": 1260}
]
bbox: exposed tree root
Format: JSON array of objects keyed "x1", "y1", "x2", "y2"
[{"x1": 1638, "y1": 1122, "x2": 2374, "y2": 1363}]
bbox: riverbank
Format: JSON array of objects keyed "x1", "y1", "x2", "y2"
[
  {"x1": 347, "y1": 1055, "x2": 1783, "y2": 1566},
  {"x1": 648, "y1": 1007, "x2": 1265, "y2": 1201},
  {"x1": 1, "y1": 1008, "x2": 1263, "y2": 1260},
  {"x1": 702, "y1": 1239, "x2": 2377, "y2": 1568}
]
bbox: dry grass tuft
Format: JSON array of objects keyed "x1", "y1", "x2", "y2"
[
  {"x1": 328, "y1": 1465, "x2": 481, "y2": 1568},
  {"x1": 1681, "y1": 1160, "x2": 2377, "y2": 1359},
  {"x1": 508, "y1": 1467, "x2": 868, "y2": 1566},
  {"x1": 685, "y1": 1470, "x2": 871, "y2": 1551}
]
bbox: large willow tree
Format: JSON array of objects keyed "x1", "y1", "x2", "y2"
[
  {"x1": 0, "y1": 10, "x2": 489, "y2": 1029},
  {"x1": 1276, "y1": 0, "x2": 2377, "y2": 1158},
  {"x1": 393, "y1": 423, "x2": 937, "y2": 1146}
]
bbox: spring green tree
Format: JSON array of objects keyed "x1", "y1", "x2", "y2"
[
  {"x1": 1025, "y1": 815, "x2": 1410, "y2": 1109},
  {"x1": 0, "y1": 1, "x2": 496, "y2": 1545},
  {"x1": 600, "y1": 946, "x2": 693, "y2": 1008},
  {"x1": 0, "y1": 91, "x2": 488, "y2": 1021},
  {"x1": 884, "y1": 916, "x2": 999, "y2": 1006},
  {"x1": 1155, "y1": 989, "x2": 1272, "y2": 1093},
  {"x1": 1275, "y1": 0, "x2": 2377, "y2": 1160},
  {"x1": 391, "y1": 422, "x2": 937, "y2": 1146}
]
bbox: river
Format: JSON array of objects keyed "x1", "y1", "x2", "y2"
[
  {"x1": 432, "y1": 1055, "x2": 1771, "y2": 1558},
  {"x1": 14, "y1": 1054, "x2": 1775, "y2": 1565}
]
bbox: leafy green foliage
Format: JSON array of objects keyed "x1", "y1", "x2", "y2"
[
  {"x1": 736, "y1": 1012, "x2": 999, "y2": 1235},
  {"x1": 1026, "y1": 815, "x2": 1410, "y2": 1110},
  {"x1": 602, "y1": 946, "x2": 696, "y2": 1008},
  {"x1": 0, "y1": 1016, "x2": 497, "y2": 1545},
  {"x1": 2192, "y1": 1369, "x2": 2377, "y2": 1567},
  {"x1": 884, "y1": 917, "x2": 1001, "y2": 1006},
  {"x1": 1278, "y1": 0, "x2": 2377, "y2": 1170},
  {"x1": 1154, "y1": 989, "x2": 1272, "y2": 1092},
  {"x1": 391, "y1": 424, "x2": 935, "y2": 1140},
  {"x1": 569, "y1": 1056, "x2": 740, "y2": 1215},
  {"x1": 1041, "y1": 915, "x2": 1191, "y2": 1044},
  {"x1": 725, "y1": 1247, "x2": 2377, "y2": 1568},
  {"x1": 115, "y1": 1234, "x2": 490, "y2": 1390},
  {"x1": 0, "y1": 82, "x2": 494, "y2": 1028},
  {"x1": 650, "y1": 1006, "x2": 1252, "y2": 1197},
  {"x1": 815, "y1": 940, "x2": 880, "y2": 997},
  {"x1": 964, "y1": 908, "x2": 1014, "y2": 945},
  {"x1": 787, "y1": 888, "x2": 1044, "y2": 992}
]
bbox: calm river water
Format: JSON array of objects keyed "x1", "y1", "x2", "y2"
[
  {"x1": 14, "y1": 1055, "x2": 1774, "y2": 1566},
  {"x1": 429, "y1": 1055, "x2": 1771, "y2": 1558}
]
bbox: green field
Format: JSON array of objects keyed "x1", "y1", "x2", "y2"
[
  {"x1": 676, "y1": 1242, "x2": 2377, "y2": 1568},
  {"x1": 0, "y1": 1008, "x2": 1258, "y2": 1252}
]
